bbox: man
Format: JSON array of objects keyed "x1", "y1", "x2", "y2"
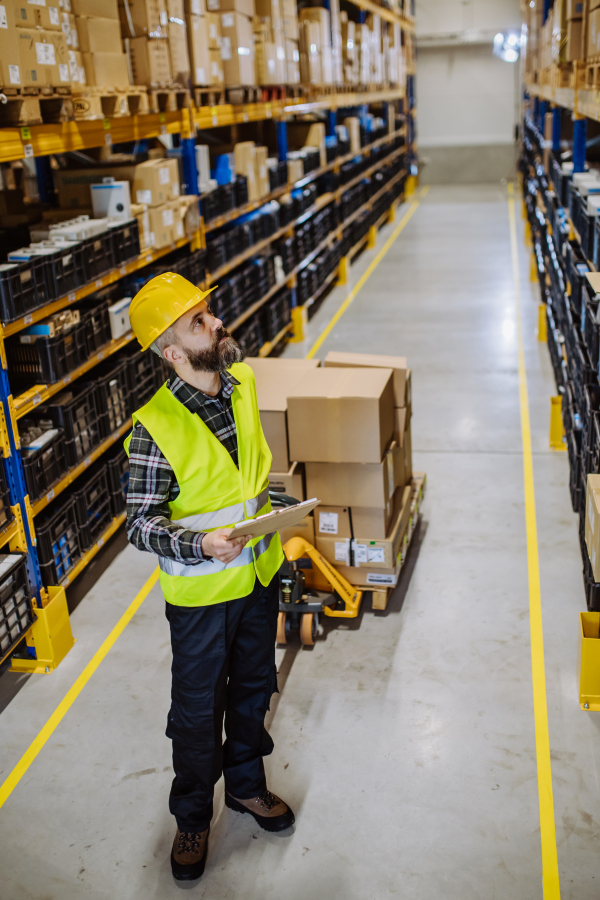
[{"x1": 125, "y1": 272, "x2": 293, "y2": 883}]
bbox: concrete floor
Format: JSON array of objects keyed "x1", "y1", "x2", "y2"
[{"x1": 0, "y1": 183, "x2": 596, "y2": 899}]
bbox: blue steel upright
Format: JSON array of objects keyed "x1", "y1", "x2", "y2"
[
  {"x1": 573, "y1": 117, "x2": 587, "y2": 173},
  {"x1": 34, "y1": 156, "x2": 55, "y2": 206},
  {"x1": 539, "y1": 99, "x2": 548, "y2": 133},
  {"x1": 552, "y1": 106, "x2": 561, "y2": 153},
  {"x1": 326, "y1": 110, "x2": 336, "y2": 137},
  {"x1": 276, "y1": 120, "x2": 288, "y2": 161},
  {"x1": 180, "y1": 136, "x2": 199, "y2": 196}
]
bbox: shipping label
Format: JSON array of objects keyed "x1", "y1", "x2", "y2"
[
  {"x1": 35, "y1": 41, "x2": 56, "y2": 65},
  {"x1": 366, "y1": 572, "x2": 396, "y2": 586},
  {"x1": 352, "y1": 542, "x2": 367, "y2": 563},
  {"x1": 158, "y1": 166, "x2": 170, "y2": 185},
  {"x1": 319, "y1": 511, "x2": 338, "y2": 534},
  {"x1": 0, "y1": 5, "x2": 7, "y2": 27}
]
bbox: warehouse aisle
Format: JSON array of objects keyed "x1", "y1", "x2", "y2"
[{"x1": 0, "y1": 183, "x2": 596, "y2": 899}]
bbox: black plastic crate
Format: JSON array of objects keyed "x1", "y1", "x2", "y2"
[
  {"x1": 237, "y1": 316, "x2": 263, "y2": 358},
  {"x1": 44, "y1": 383, "x2": 103, "y2": 467},
  {"x1": 93, "y1": 358, "x2": 130, "y2": 438},
  {"x1": 124, "y1": 347, "x2": 159, "y2": 412},
  {"x1": 0, "y1": 259, "x2": 44, "y2": 323},
  {"x1": 21, "y1": 422, "x2": 68, "y2": 503},
  {"x1": 73, "y1": 463, "x2": 113, "y2": 551},
  {"x1": 36, "y1": 494, "x2": 81, "y2": 585},
  {"x1": 75, "y1": 297, "x2": 112, "y2": 354},
  {"x1": 6, "y1": 320, "x2": 88, "y2": 387},
  {"x1": 82, "y1": 231, "x2": 114, "y2": 281},
  {"x1": 106, "y1": 446, "x2": 129, "y2": 517},
  {"x1": 0, "y1": 554, "x2": 34, "y2": 660},
  {"x1": 0, "y1": 462, "x2": 12, "y2": 534},
  {"x1": 109, "y1": 219, "x2": 141, "y2": 266}
]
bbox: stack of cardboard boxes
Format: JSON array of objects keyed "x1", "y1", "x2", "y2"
[
  {"x1": 233, "y1": 140, "x2": 270, "y2": 200},
  {"x1": 5, "y1": 0, "x2": 73, "y2": 91},
  {"x1": 248, "y1": 352, "x2": 413, "y2": 591},
  {"x1": 119, "y1": 0, "x2": 191, "y2": 86},
  {"x1": 253, "y1": 0, "x2": 284, "y2": 85},
  {"x1": 76, "y1": 0, "x2": 129, "y2": 88},
  {"x1": 530, "y1": 0, "x2": 585, "y2": 68},
  {"x1": 299, "y1": 6, "x2": 332, "y2": 84}
]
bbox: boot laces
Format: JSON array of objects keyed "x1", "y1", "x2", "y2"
[
  {"x1": 178, "y1": 832, "x2": 203, "y2": 855},
  {"x1": 255, "y1": 790, "x2": 279, "y2": 812}
]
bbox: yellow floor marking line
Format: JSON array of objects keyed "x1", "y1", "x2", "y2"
[
  {"x1": 306, "y1": 186, "x2": 429, "y2": 359},
  {"x1": 0, "y1": 566, "x2": 160, "y2": 810},
  {"x1": 508, "y1": 181, "x2": 561, "y2": 899}
]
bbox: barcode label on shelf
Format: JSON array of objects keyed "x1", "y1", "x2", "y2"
[
  {"x1": 23, "y1": 144, "x2": 33, "y2": 158},
  {"x1": 212, "y1": 116, "x2": 218, "y2": 126},
  {"x1": 24, "y1": 314, "x2": 33, "y2": 325},
  {"x1": 62, "y1": 576, "x2": 69, "y2": 586},
  {"x1": 97, "y1": 351, "x2": 104, "y2": 360},
  {"x1": 62, "y1": 373, "x2": 71, "y2": 385},
  {"x1": 68, "y1": 291, "x2": 76, "y2": 303},
  {"x1": 97, "y1": 537, "x2": 104, "y2": 549},
  {"x1": 32, "y1": 392, "x2": 41, "y2": 406},
  {"x1": 146, "y1": 254, "x2": 153, "y2": 262},
  {"x1": 112, "y1": 430, "x2": 119, "y2": 441},
  {"x1": 46, "y1": 489, "x2": 55, "y2": 503},
  {"x1": 95, "y1": 279, "x2": 103, "y2": 288},
  {"x1": 120, "y1": 266, "x2": 126, "y2": 276},
  {"x1": 84, "y1": 456, "x2": 91, "y2": 467}
]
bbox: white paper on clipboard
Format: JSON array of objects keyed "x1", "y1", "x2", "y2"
[{"x1": 226, "y1": 498, "x2": 320, "y2": 541}]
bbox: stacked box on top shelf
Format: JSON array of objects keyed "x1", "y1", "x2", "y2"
[{"x1": 119, "y1": 0, "x2": 174, "y2": 86}]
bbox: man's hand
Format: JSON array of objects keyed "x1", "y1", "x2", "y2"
[{"x1": 201, "y1": 529, "x2": 252, "y2": 564}]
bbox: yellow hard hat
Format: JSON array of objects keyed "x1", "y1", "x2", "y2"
[{"x1": 129, "y1": 272, "x2": 217, "y2": 351}]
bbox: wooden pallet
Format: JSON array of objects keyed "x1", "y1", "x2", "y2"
[
  {"x1": 147, "y1": 85, "x2": 190, "y2": 113},
  {"x1": 225, "y1": 84, "x2": 262, "y2": 105},
  {"x1": 193, "y1": 85, "x2": 225, "y2": 107},
  {"x1": 259, "y1": 84, "x2": 287, "y2": 101},
  {"x1": 0, "y1": 85, "x2": 73, "y2": 127},
  {"x1": 72, "y1": 85, "x2": 149, "y2": 120},
  {"x1": 370, "y1": 473, "x2": 426, "y2": 612},
  {"x1": 586, "y1": 58, "x2": 600, "y2": 89}
]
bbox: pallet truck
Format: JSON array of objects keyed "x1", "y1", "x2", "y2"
[{"x1": 270, "y1": 492, "x2": 363, "y2": 646}]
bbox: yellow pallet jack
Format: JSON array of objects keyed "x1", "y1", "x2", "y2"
[{"x1": 277, "y1": 536, "x2": 363, "y2": 646}]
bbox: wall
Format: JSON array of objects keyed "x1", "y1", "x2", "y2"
[{"x1": 415, "y1": 0, "x2": 521, "y2": 184}]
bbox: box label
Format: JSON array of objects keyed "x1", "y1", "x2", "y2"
[
  {"x1": 221, "y1": 35, "x2": 231, "y2": 59},
  {"x1": 0, "y1": 6, "x2": 7, "y2": 27},
  {"x1": 366, "y1": 572, "x2": 395, "y2": 585},
  {"x1": 158, "y1": 166, "x2": 170, "y2": 185},
  {"x1": 207, "y1": 0, "x2": 219, "y2": 8},
  {"x1": 9, "y1": 65, "x2": 20, "y2": 84},
  {"x1": 191, "y1": 0, "x2": 201, "y2": 11},
  {"x1": 136, "y1": 189, "x2": 152, "y2": 204},
  {"x1": 367, "y1": 547, "x2": 385, "y2": 563},
  {"x1": 162, "y1": 207, "x2": 174, "y2": 226},
  {"x1": 36, "y1": 41, "x2": 56, "y2": 65},
  {"x1": 58, "y1": 63, "x2": 69, "y2": 81},
  {"x1": 334, "y1": 541, "x2": 349, "y2": 564},
  {"x1": 28, "y1": 0, "x2": 46, "y2": 5},
  {"x1": 221, "y1": 12, "x2": 233, "y2": 26},
  {"x1": 195, "y1": 65, "x2": 206, "y2": 82},
  {"x1": 352, "y1": 542, "x2": 367, "y2": 563},
  {"x1": 319, "y1": 511, "x2": 338, "y2": 534},
  {"x1": 172, "y1": 182, "x2": 180, "y2": 197},
  {"x1": 49, "y1": 5, "x2": 59, "y2": 22}
]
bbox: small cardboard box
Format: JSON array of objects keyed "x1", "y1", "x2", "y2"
[
  {"x1": 119, "y1": 0, "x2": 167, "y2": 36},
  {"x1": 0, "y1": 2, "x2": 22, "y2": 88},
  {"x1": 17, "y1": 28, "x2": 70, "y2": 88},
  {"x1": 585, "y1": 475, "x2": 600, "y2": 580},
  {"x1": 324, "y1": 350, "x2": 409, "y2": 409},
  {"x1": 315, "y1": 535, "x2": 352, "y2": 566},
  {"x1": 82, "y1": 50, "x2": 129, "y2": 86},
  {"x1": 207, "y1": 0, "x2": 254, "y2": 15},
  {"x1": 77, "y1": 16, "x2": 122, "y2": 51},
  {"x1": 167, "y1": 19, "x2": 190, "y2": 83},
  {"x1": 566, "y1": 0, "x2": 584, "y2": 17},
  {"x1": 220, "y1": 10, "x2": 254, "y2": 85},
  {"x1": 287, "y1": 367, "x2": 395, "y2": 465},
  {"x1": 18, "y1": 0, "x2": 62, "y2": 30},
  {"x1": 351, "y1": 485, "x2": 411, "y2": 567},
  {"x1": 279, "y1": 513, "x2": 314, "y2": 548},
  {"x1": 305, "y1": 440, "x2": 403, "y2": 509},
  {"x1": 245, "y1": 357, "x2": 320, "y2": 473},
  {"x1": 147, "y1": 201, "x2": 175, "y2": 247},
  {"x1": 268, "y1": 460, "x2": 305, "y2": 502},
  {"x1": 351, "y1": 490, "x2": 397, "y2": 540},
  {"x1": 566, "y1": 17, "x2": 583, "y2": 59},
  {"x1": 128, "y1": 34, "x2": 172, "y2": 84},
  {"x1": 209, "y1": 47, "x2": 224, "y2": 83},
  {"x1": 207, "y1": 11, "x2": 222, "y2": 47},
  {"x1": 588, "y1": 8, "x2": 600, "y2": 57},
  {"x1": 254, "y1": 145, "x2": 269, "y2": 196},
  {"x1": 133, "y1": 158, "x2": 180, "y2": 206},
  {"x1": 72, "y1": 0, "x2": 119, "y2": 16},
  {"x1": 315, "y1": 505, "x2": 352, "y2": 539},
  {"x1": 187, "y1": 12, "x2": 210, "y2": 83}
]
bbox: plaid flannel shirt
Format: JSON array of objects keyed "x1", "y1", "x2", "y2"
[{"x1": 126, "y1": 370, "x2": 239, "y2": 564}]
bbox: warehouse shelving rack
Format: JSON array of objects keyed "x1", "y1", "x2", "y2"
[{"x1": 0, "y1": 43, "x2": 416, "y2": 671}]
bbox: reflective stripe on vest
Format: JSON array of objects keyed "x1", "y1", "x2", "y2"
[
  {"x1": 158, "y1": 532, "x2": 276, "y2": 578},
  {"x1": 172, "y1": 486, "x2": 270, "y2": 532}
]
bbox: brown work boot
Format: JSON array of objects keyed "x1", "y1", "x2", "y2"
[
  {"x1": 225, "y1": 789, "x2": 295, "y2": 832},
  {"x1": 170, "y1": 827, "x2": 209, "y2": 881}
]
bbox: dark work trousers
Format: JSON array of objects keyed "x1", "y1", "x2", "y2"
[{"x1": 164, "y1": 575, "x2": 279, "y2": 832}]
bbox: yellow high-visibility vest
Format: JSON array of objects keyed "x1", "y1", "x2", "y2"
[{"x1": 124, "y1": 362, "x2": 283, "y2": 607}]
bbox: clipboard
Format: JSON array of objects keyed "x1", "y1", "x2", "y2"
[{"x1": 226, "y1": 498, "x2": 321, "y2": 540}]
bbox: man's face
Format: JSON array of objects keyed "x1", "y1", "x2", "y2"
[{"x1": 169, "y1": 300, "x2": 242, "y2": 373}]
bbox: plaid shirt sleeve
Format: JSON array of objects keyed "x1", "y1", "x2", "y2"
[{"x1": 126, "y1": 422, "x2": 207, "y2": 564}]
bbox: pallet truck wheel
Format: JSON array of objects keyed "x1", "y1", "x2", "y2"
[
  {"x1": 277, "y1": 612, "x2": 287, "y2": 644},
  {"x1": 300, "y1": 613, "x2": 316, "y2": 646}
]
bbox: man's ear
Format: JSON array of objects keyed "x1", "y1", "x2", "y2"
[{"x1": 163, "y1": 344, "x2": 186, "y2": 366}]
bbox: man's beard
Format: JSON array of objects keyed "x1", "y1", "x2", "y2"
[{"x1": 183, "y1": 327, "x2": 243, "y2": 373}]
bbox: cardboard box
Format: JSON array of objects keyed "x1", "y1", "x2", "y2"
[
  {"x1": 0, "y1": 2, "x2": 22, "y2": 88},
  {"x1": 589, "y1": 8, "x2": 600, "y2": 56},
  {"x1": 268, "y1": 460, "x2": 304, "y2": 501},
  {"x1": 168, "y1": 0, "x2": 184, "y2": 15},
  {"x1": 209, "y1": 47, "x2": 224, "y2": 82},
  {"x1": 187, "y1": 12, "x2": 210, "y2": 83},
  {"x1": 128, "y1": 35, "x2": 172, "y2": 84},
  {"x1": 324, "y1": 350, "x2": 409, "y2": 408},
  {"x1": 147, "y1": 201, "x2": 175, "y2": 247},
  {"x1": 220, "y1": 10, "x2": 254, "y2": 84},
  {"x1": 72, "y1": 0, "x2": 119, "y2": 16},
  {"x1": 254, "y1": 145, "x2": 269, "y2": 196},
  {"x1": 255, "y1": 39, "x2": 277, "y2": 84},
  {"x1": 344, "y1": 116, "x2": 361, "y2": 153},
  {"x1": 168, "y1": 20, "x2": 190, "y2": 83},
  {"x1": 334, "y1": 564, "x2": 399, "y2": 589},
  {"x1": 16, "y1": 0, "x2": 62, "y2": 30},
  {"x1": 76, "y1": 16, "x2": 122, "y2": 52},
  {"x1": 567, "y1": 0, "x2": 584, "y2": 17},
  {"x1": 351, "y1": 488, "x2": 397, "y2": 540},
  {"x1": 316, "y1": 534, "x2": 352, "y2": 566},
  {"x1": 119, "y1": 0, "x2": 167, "y2": 36},
  {"x1": 283, "y1": 14, "x2": 298, "y2": 40},
  {"x1": 305, "y1": 440, "x2": 403, "y2": 509},
  {"x1": 586, "y1": 475, "x2": 600, "y2": 580},
  {"x1": 207, "y1": 0, "x2": 254, "y2": 15},
  {"x1": 287, "y1": 367, "x2": 395, "y2": 465},
  {"x1": 316, "y1": 505, "x2": 352, "y2": 539},
  {"x1": 233, "y1": 140, "x2": 259, "y2": 199},
  {"x1": 279, "y1": 513, "x2": 314, "y2": 548},
  {"x1": 82, "y1": 50, "x2": 129, "y2": 86},
  {"x1": 351, "y1": 486, "x2": 411, "y2": 567},
  {"x1": 133, "y1": 158, "x2": 179, "y2": 205},
  {"x1": 402, "y1": 421, "x2": 412, "y2": 482},
  {"x1": 17, "y1": 28, "x2": 70, "y2": 87},
  {"x1": 207, "y1": 11, "x2": 222, "y2": 47},
  {"x1": 244, "y1": 357, "x2": 320, "y2": 472},
  {"x1": 299, "y1": 5, "x2": 330, "y2": 49},
  {"x1": 185, "y1": 0, "x2": 205, "y2": 13},
  {"x1": 566, "y1": 16, "x2": 583, "y2": 59}
]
